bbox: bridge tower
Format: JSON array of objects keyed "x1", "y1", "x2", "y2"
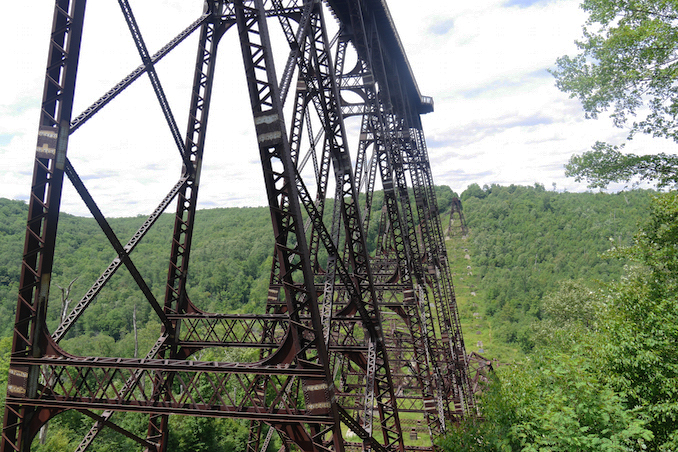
[
  {"x1": 1, "y1": 1, "x2": 473, "y2": 451},
  {"x1": 447, "y1": 197, "x2": 469, "y2": 237}
]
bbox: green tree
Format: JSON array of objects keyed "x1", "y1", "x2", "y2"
[
  {"x1": 435, "y1": 185, "x2": 458, "y2": 213},
  {"x1": 441, "y1": 350, "x2": 651, "y2": 452},
  {"x1": 461, "y1": 183, "x2": 488, "y2": 201},
  {"x1": 603, "y1": 191, "x2": 678, "y2": 449},
  {"x1": 531, "y1": 279, "x2": 602, "y2": 350},
  {"x1": 552, "y1": 0, "x2": 678, "y2": 141},
  {"x1": 0, "y1": 336, "x2": 12, "y2": 413},
  {"x1": 565, "y1": 141, "x2": 678, "y2": 189},
  {"x1": 460, "y1": 185, "x2": 649, "y2": 355},
  {"x1": 540, "y1": 279, "x2": 600, "y2": 327},
  {"x1": 551, "y1": 0, "x2": 678, "y2": 188},
  {"x1": 442, "y1": 269, "x2": 654, "y2": 452}
]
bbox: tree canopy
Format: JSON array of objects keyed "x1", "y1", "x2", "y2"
[
  {"x1": 0, "y1": 186, "x2": 670, "y2": 449},
  {"x1": 552, "y1": 0, "x2": 678, "y2": 188},
  {"x1": 457, "y1": 184, "x2": 650, "y2": 355},
  {"x1": 552, "y1": 0, "x2": 678, "y2": 142},
  {"x1": 602, "y1": 192, "x2": 678, "y2": 449},
  {"x1": 565, "y1": 141, "x2": 678, "y2": 188},
  {"x1": 442, "y1": 190, "x2": 678, "y2": 451}
]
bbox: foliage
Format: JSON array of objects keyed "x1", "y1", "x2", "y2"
[
  {"x1": 0, "y1": 199, "x2": 276, "y2": 450},
  {"x1": 0, "y1": 190, "x2": 458, "y2": 344},
  {"x1": 602, "y1": 191, "x2": 678, "y2": 449},
  {"x1": 566, "y1": 141, "x2": 678, "y2": 189},
  {"x1": 530, "y1": 279, "x2": 602, "y2": 349},
  {"x1": 442, "y1": 351, "x2": 651, "y2": 452},
  {"x1": 540, "y1": 279, "x2": 600, "y2": 329},
  {"x1": 0, "y1": 200, "x2": 279, "y2": 341},
  {"x1": 435, "y1": 185, "x2": 459, "y2": 213},
  {"x1": 551, "y1": 0, "x2": 678, "y2": 143},
  {"x1": 438, "y1": 374, "x2": 518, "y2": 452},
  {"x1": 31, "y1": 427, "x2": 77, "y2": 452},
  {"x1": 0, "y1": 199, "x2": 27, "y2": 337},
  {"x1": 167, "y1": 417, "x2": 249, "y2": 452},
  {"x1": 27, "y1": 409, "x2": 251, "y2": 452},
  {"x1": 461, "y1": 183, "x2": 487, "y2": 201},
  {"x1": 552, "y1": 1, "x2": 678, "y2": 191},
  {"x1": 459, "y1": 184, "x2": 650, "y2": 351},
  {"x1": 443, "y1": 190, "x2": 678, "y2": 451},
  {"x1": 0, "y1": 185, "x2": 633, "y2": 359},
  {"x1": 0, "y1": 336, "x2": 11, "y2": 414},
  {"x1": 442, "y1": 278, "x2": 652, "y2": 452}
]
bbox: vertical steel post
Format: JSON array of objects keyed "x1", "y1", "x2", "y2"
[{"x1": 2, "y1": 1, "x2": 87, "y2": 450}]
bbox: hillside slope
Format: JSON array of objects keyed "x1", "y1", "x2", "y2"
[
  {"x1": 0, "y1": 185, "x2": 651, "y2": 357},
  {"x1": 447, "y1": 184, "x2": 652, "y2": 361}
]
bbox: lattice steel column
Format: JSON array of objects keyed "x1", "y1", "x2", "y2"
[
  {"x1": 2, "y1": 1, "x2": 87, "y2": 449},
  {"x1": 234, "y1": 1, "x2": 343, "y2": 451}
]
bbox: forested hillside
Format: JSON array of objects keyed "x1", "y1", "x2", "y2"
[
  {"x1": 0, "y1": 185, "x2": 659, "y2": 450},
  {"x1": 445, "y1": 187, "x2": 678, "y2": 451},
  {"x1": 0, "y1": 186, "x2": 650, "y2": 356},
  {"x1": 451, "y1": 183, "x2": 651, "y2": 358},
  {"x1": 0, "y1": 201, "x2": 276, "y2": 340}
]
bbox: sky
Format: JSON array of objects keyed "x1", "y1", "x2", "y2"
[{"x1": 2, "y1": 0, "x2": 678, "y2": 218}]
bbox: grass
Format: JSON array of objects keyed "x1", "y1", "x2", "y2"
[{"x1": 444, "y1": 214, "x2": 524, "y2": 364}]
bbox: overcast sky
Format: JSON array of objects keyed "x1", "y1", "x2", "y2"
[{"x1": 2, "y1": 0, "x2": 677, "y2": 218}]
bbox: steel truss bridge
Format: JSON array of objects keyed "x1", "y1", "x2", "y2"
[{"x1": 1, "y1": 0, "x2": 474, "y2": 451}]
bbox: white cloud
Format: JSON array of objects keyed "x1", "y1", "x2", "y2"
[
  {"x1": 389, "y1": 0, "x2": 678, "y2": 195},
  {"x1": 3, "y1": 0, "x2": 678, "y2": 217}
]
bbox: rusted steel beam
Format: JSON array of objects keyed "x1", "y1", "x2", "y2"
[{"x1": 1, "y1": 1, "x2": 88, "y2": 449}]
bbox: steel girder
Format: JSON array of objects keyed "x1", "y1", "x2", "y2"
[{"x1": 1, "y1": 1, "x2": 472, "y2": 451}]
